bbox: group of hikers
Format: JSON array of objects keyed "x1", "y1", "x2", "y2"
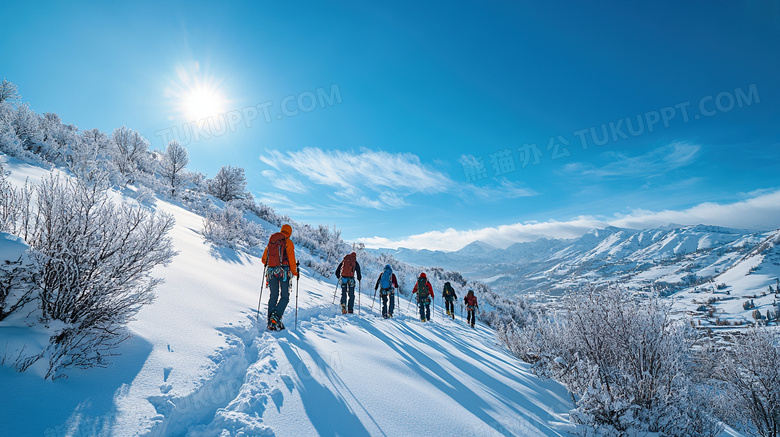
[{"x1": 260, "y1": 224, "x2": 480, "y2": 331}]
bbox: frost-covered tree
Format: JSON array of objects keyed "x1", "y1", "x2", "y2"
[
  {"x1": 10, "y1": 173, "x2": 176, "y2": 378},
  {"x1": 159, "y1": 140, "x2": 189, "y2": 198},
  {"x1": 202, "y1": 203, "x2": 266, "y2": 252},
  {"x1": 713, "y1": 329, "x2": 780, "y2": 437},
  {"x1": 68, "y1": 128, "x2": 110, "y2": 176},
  {"x1": 498, "y1": 287, "x2": 721, "y2": 436},
  {"x1": 0, "y1": 164, "x2": 37, "y2": 321},
  {"x1": 37, "y1": 112, "x2": 79, "y2": 165},
  {"x1": 0, "y1": 79, "x2": 20, "y2": 104},
  {"x1": 208, "y1": 165, "x2": 247, "y2": 202},
  {"x1": 111, "y1": 126, "x2": 149, "y2": 185},
  {"x1": 12, "y1": 103, "x2": 42, "y2": 152}
]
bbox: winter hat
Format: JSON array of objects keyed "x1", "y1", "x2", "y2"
[
  {"x1": 419, "y1": 272, "x2": 427, "y2": 278},
  {"x1": 281, "y1": 224, "x2": 292, "y2": 237},
  {"x1": 384, "y1": 264, "x2": 392, "y2": 270}
]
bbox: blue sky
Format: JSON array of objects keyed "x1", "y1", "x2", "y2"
[{"x1": 2, "y1": 1, "x2": 779, "y2": 250}]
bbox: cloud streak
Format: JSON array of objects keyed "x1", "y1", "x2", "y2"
[
  {"x1": 564, "y1": 142, "x2": 701, "y2": 179},
  {"x1": 259, "y1": 147, "x2": 536, "y2": 210}
]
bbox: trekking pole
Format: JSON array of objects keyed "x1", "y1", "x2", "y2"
[
  {"x1": 332, "y1": 281, "x2": 339, "y2": 305},
  {"x1": 257, "y1": 266, "x2": 267, "y2": 324},
  {"x1": 358, "y1": 280, "x2": 361, "y2": 315},
  {"x1": 295, "y1": 261, "x2": 300, "y2": 331},
  {"x1": 370, "y1": 287, "x2": 377, "y2": 311},
  {"x1": 407, "y1": 293, "x2": 414, "y2": 310}
]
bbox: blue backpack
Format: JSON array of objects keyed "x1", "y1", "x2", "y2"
[{"x1": 380, "y1": 265, "x2": 393, "y2": 290}]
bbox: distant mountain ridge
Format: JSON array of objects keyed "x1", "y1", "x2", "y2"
[{"x1": 368, "y1": 224, "x2": 780, "y2": 325}]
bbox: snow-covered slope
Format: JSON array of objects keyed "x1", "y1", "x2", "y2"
[{"x1": 0, "y1": 157, "x2": 574, "y2": 437}]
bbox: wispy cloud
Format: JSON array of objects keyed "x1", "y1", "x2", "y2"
[
  {"x1": 259, "y1": 147, "x2": 536, "y2": 209},
  {"x1": 261, "y1": 170, "x2": 308, "y2": 193},
  {"x1": 358, "y1": 188, "x2": 780, "y2": 251},
  {"x1": 462, "y1": 177, "x2": 537, "y2": 200},
  {"x1": 565, "y1": 142, "x2": 701, "y2": 179}
]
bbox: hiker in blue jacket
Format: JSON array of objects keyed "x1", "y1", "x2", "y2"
[{"x1": 374, "y1": 264, "x2": 399, "y2": 318}]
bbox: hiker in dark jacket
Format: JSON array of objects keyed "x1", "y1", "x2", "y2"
[
  {"x1": 374, "y1": 264, "x2": 399, "y2": 318},
  {"x1": 413, "y1": 272, "x2": 434, "y2": 322},
  {"x1": 261, "y1": 224, "x2": 298, "y2": 331},
  {"x1": 464, "y1": 289, "x2": 478, "y2": 328},
  {"x1": 335, "y1": 252, "x2": 361, "y2": 314},
  {"x1": 442, "y1": 281, "x2": 458, "y2": 319}
]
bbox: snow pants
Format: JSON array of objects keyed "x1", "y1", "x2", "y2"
[
  {"x1": 340, "y1": 277, "x2": 356, "y2": 312},
  {"x1": 418, "y1": 299, "x2": 431, "y2": 321},
  {"x1": 267, "y1": 268, "x2": 290, "y2": 321},
  {"x1": 381, "y1": 290, "x2": 395, "y2": 317},
  {"x1": 467, "y1": 308, "x2": 476, "y2": 326},
  {"x1": 445, "y1": 298, "x2": 455, "y2": 315}
]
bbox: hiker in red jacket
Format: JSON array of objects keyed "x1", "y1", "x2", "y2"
[
  {"x1": 464, "y1": 289, "x2": 478, "y2": 328},
  {"x1": 335, "y1": 252, "x2": 362, "y2": 314},
  {"x1": 413, "y1": 272, "x2": 434, "y2": 322}
]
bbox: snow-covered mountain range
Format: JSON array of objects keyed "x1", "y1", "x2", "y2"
[{"x1": 371, "y1": 225, "x2": 780, "y2": 326}]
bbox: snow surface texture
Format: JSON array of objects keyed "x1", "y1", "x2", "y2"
[{"x1": 0, "y1": 156, "x2": 574, "y2": 437}]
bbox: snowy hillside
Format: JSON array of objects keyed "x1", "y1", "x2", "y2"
[{"x1": 0, "y1": 157, "x2": 574, "y2": 437}]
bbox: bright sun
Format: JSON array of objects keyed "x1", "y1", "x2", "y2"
[
  {"x1": 165, "y1": 62, "x2": 230, "y2": 122},
  {"x1": 183, "y1": 85, "x2": 227, "y2": 121}
]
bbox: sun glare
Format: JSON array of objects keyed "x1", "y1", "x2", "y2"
[
  {"x1": 165, "y1": 62, "x2": 230, "y2": 122},
  {"x1": 183, "y1": 85, "x2": 227, "y2": 121}
]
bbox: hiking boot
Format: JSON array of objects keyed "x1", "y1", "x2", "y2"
[
  {"x1": 341, "y1": 304, "x2": 347, "y2": 314},
  {"x1": 388, "y1": 313, "x2": 393, "y2": 318},
  {"x1": 421, "y1": 318, "x2": 426, "y2": 322},
  {"x1": 347, "y1": 309, "x2": 354, "y2": 314}
]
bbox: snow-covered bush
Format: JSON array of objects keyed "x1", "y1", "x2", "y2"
[
  {"x1": 159, "y1": 140, "x2": 189, "y2": 198},
  {"x1": 499, "y1": 287, "x2": 721, "y2": 436},
  {"x1": 202, "y1": 203, "x2": 266, "y2": 252},
  {"x1": 110, "y1": 126, "x2": 149, "y2": 186},
  {"x1": 8, "y1": 172, "x2": 176, "y2": 378},
  {"x1": 208, "y1": 165, "x2": 247, "y2": 202},
  {"x1": 0, "y1": 233, "x2": 38, "y2": 322},
  {"x1": 0, "y1": 79, "x2": 20, "y2": 104},
  {"x1": 712, "y1": 328, "x2": 780, "y2": 437}
]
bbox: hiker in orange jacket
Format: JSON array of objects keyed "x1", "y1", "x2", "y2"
[
  {"x1": 413, "y1": 272, "x2": 434, "y2": 322},
  {"x1": 261, "y1": 224, "x2": 298, "y2": 330}
]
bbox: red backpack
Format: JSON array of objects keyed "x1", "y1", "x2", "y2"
[
  {"x1": 266, "y1": 232, "x2": 288, "y2": 267},
  {"x1": 340, "y1": 253, "x2": 357, "y2": 277}
]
